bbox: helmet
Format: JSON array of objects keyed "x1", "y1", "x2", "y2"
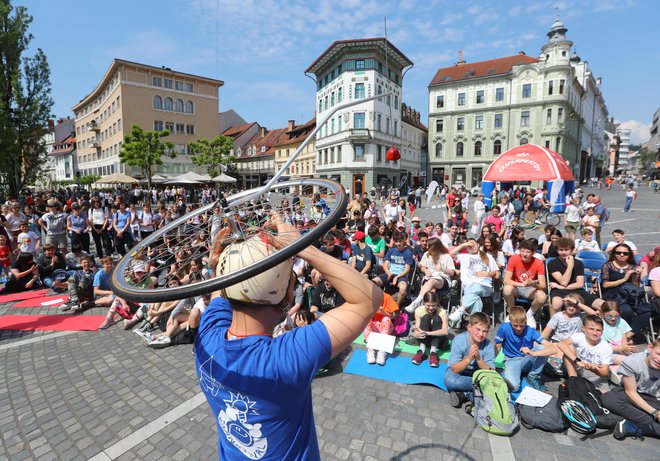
[
  {"x1": 560, "y1": 400, "x2": 597, "y2": 434},
  {"x1": 218, "y1": 236, "x2": 293, "y2": 305}
]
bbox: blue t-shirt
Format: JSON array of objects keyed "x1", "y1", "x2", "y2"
[
  {"x1": 195, "y1": 297, "x2": 332, "y2": 461},
  {"x1": 384, "y1": 246, "x2": 414, "y2": 275},
  {"x1": 447, "y1": 331, "x2": 495, "y2": 375},
  {"x1": 93, "y1": 269, "x2": 112, "y2": 291},
  {"x1": 494, "y1": 322, "x2": 544, "y2": 358},
  {"x1": 114, "y1": 210, "x2": 132, "y2": 230}
]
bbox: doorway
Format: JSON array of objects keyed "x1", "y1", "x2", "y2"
[{"x1": 353, "y1": 174, "x2": 364, "y2": 196}]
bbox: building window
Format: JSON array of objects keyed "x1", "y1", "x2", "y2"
[
  {"x1": 185, "y1": 83, "x2": 193, "y2": 92},
  {"x1": 494, "y1": 113, "x2": 503, "y2": 128},
  {"x1": 355, "y1": 59, "x2": 365, "y2": 69},
  {"x1": 521, "y1": 111, "x2": 530, "y2": 126},
  {"x1": 474, "y1": 141, "x2": 482, "y2": 156},
  {"x1": 436, "y1": 95, "x2": 444, "y2": 108},
  {"x1": 494, "y1": 140, "x2": 502, "y2": 155},
  {"x1": 436, "y1": 119, "x2": 443, "y2": 132},
  {"x1": 386, "y1": 118, "x2": 390, "y2": 134},
  {"x1": 556, "y1": 137, "x2": 561, "y2": 152},
  {"x1": 475, "y1": 115, "x2": 483, "y2": 130},
  {"x1": 185, "y1": 101, "x2": 194, "y2": 114},
  {"x1": 176, "y1": 123, "x2": 185, "y2": 134},
  {"x1": 174, "y1": 81, "x2": 183, "y2": 91},
  {"x1": 153, "y1": 76, "x2": 162, "y2": 87},
  {"x1": 318, "y1": 99, "x2": 323, "y2": 113},
  {"x1": 457, "y1": 117, "x2": 465, "y2": 131},
  {"x1": 495, "y1": 87, "x2": 504, "y2": 101},
  {"x1": 338, "y1": 117, "x2": 342, "y2": 131},
  {"x1": 165, "y1": 122, "x2": 174, "y2": 132},
  {"x1": 545, "y1": 140, "x2": 551, "y2": 148},
  {"x1": 324, "y1": 96, "x2": 328, "y2": 111},
  {"x1": 354, "y1": 83, "x2": 365, "y2": 99},
  {"x1": 331, "y1": 92, "x2": 335, "y2": 106},
  {"x1": 354, "y1": 144, "x2": 365, "y2": 160},
  {"x1": 476, "y1": 90, "x2": 484, "y2": 104},
  {"x1": 377, "y1": 114, "x2": 382, "y2": 131},
  {"x1": 186, "y1": 124, "x2": 195, "y2": 135},
  {"x1": 558, "y1": 107, "x2": 564, "y2": 123},
  {"x1": 338, "y1": 87, "x2": 343, "y2": 102},
  {"x1": 559, "y1": 79, "x2": 565, "y2": 94},
  {"x1": 330, "y1": 119, "x2": 335, "y2": 134},
  {"x1": 546, "y1": 108, "x2": 552, "y2": 124},
  {"x1": 394, "y1": 95, "x2": 398, "y2": 110},
  {"x1": 520, "y1": 137, "x2": 529, "y2": 145},
  {"x1": 456, "y1": 142, "x2": 464, "y2": 157},
  {"x1": 164, "y1": 97, "x2": 173, "y2": 111},
  {"x1": 457, "y1": 92, "x2": 465, "y2": 106},
  {"x1": 175, "y1": 99, "x2": 184, "y2": 112},
  {"x1": 353, "y1": 112, "x2": 365, "y2": 129},
  {"x1": 393, "y1": 121, "x2": 397, "y2": 136},
  {"x1": 337, "y1": 147, "x2": 342, "y2": 162},
  {"x1": 153, "y1": 95, "x2": 162, "y2": 110},
  {"x1": 548, "y1": 80, "x2": 554, "y2": 95},
  {"x1": 435, "y1": 143, "x2": 442, "y2": 157},
  {"x1": 164, "y1": 79, "x2": 173, "y2": 89},
  {"x1": 522, "y1": 83, "x2": 532, "y2": 98}
]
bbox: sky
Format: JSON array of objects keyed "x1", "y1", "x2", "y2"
[{"x1": 19, "y1": 0, "x2": 660, "y2": 145}]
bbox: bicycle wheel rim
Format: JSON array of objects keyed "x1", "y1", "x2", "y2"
[
  {"x1": 109, "y1": 178, "x2": 348, "y2": 302},
  {"x1": 546, "y1": 212, "x2": 561, "y2": 226}
]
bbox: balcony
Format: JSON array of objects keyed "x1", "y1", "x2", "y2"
[
  {"x1": 89, "y1": 120, "x2": 100, "y2": 131},
  {"x1": 91, "y1": 141, "x2": 101, "y2": 149},
  {"x1": 349, "y1": 128, "x2": 370, "y2": 140}
]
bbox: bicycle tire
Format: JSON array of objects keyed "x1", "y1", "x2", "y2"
[
  {"x1": 545, "y1": 212, "x2": 561, "y2": 226},
  {"x1": 110, "y1": 178, "x2": 348, "y2": 302}
]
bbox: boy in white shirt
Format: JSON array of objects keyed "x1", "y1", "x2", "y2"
[
  {"x1": 605, "y1": 229, "x2": 638, "y2": 255},
  {"x1": 575, "y1": 228, "x2": 600, "y2": 253},
  {"x1": 16, "y1": 221, "x2": 41, "y2": 257},
  {"x1": 564, "y1": 198, "x2": 581, "y2": 241}
]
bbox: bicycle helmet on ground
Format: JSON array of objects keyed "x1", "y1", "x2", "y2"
[{"x1": 560, "y1": 400, "x2": 597, "y2": 434}]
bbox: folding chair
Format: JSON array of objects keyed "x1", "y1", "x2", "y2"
[{"x1": 576, "y1": 250, "x2": 608, "y2": 297}]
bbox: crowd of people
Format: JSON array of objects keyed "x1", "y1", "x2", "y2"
[{"x1": 0, "y1": 181, "x2": 659, "y2": 446}]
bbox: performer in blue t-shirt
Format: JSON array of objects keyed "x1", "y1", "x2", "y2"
[{"x1": 195, "y1": 214, "x2": 382, "y2": 460}]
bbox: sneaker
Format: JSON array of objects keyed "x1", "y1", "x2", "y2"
[
  {"x1": 449, "y1": 391, "x2": 467, "y2": 408},
  {"x1": 148, "y1": 336, "x2": 172, "y2": 349},
  {"x1": 613, "y1": 419, "x2": 644, "y2": 441},
  {"x1": 58, "y1": 302, "x2": 72, "y2": 311},
  {"x1": 366, "y1": 348, "x2": 376, "y2": 364},
  {"x1": 405, "y1": 298, "x2": 421, "y2": 314},
  {"x1": 412, "y1": 350, "x2": 425, "y2": 365},
  {"x1": 448, "y1": 306, "x2": 465, "y2": 325},
  {"x1": 99, "y1": 317, "x2": 114, "y2": 330},
  {"x1": 135, "y1": 330, "x2": 153, "y2": 343},
  {"x1": 429, "y1": 352, "x2": 439, "y2": 368},
  {"x1": 134, "y1": 324, "x2": 151, "y2": 335},
  {"x1": 526, "y1": 312, "x2": 537, "y2": 329},
  {"x1": 609, "y1": 368, "x2": 622, "y2": 385},
  {"x1": 70, "y1": 303, "x2": 83, "y2": 312},
  {"x1": 526, "y1": 376, "x2": 549, "y2": 392},
  {"x1": 81, "y1": 300, "x2": 95, "y2": 310},
  {"x1": 376, "y1": 350, "x2": 387, "y2": 366},
  {"x1": 535, "y1": 219, "x2": 542, "y2": 225}
]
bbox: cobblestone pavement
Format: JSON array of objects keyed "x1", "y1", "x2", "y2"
[{"x1": 0, "y1": 186, "x2": 658, "y2": 460}]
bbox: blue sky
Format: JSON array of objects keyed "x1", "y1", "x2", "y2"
[{"x1": 20, "y1": 0, "x2": 659, "y2": 144}]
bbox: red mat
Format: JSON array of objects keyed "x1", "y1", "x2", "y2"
[
  {"x1": 0, "y1": 289, "x2": 50, "y2": 303},
  {"x1": 0, "y1": 315, "x2": 105, "y2": 331},
  {"x1": 12, "y1": 295, "x2": 69, "y2": 308}
]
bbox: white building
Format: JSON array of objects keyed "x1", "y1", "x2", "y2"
[
  {"x1": 49, "y1": 135, "x2": 78, "y2": 182},
  {"x1": 305, "y1": 38, "x2": 415, "y2": 195},
  {"x1": 400, "y1": 103, "x2": 428, "y2": 186}
]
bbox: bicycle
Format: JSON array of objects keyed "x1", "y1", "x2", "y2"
[{"x1": 520, "y1": 205, "x2": 563, "y2": 228}]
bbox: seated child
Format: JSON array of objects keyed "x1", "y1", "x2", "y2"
[
  {"x1": 494, "y1": 306, "x2": 557, "y2": 392},
  {"x1": 444, "y1": 312, "x2": 496, "y2": 408},
  {"x1": 598, "y1": 301, "x2": 638, "y2": 366},
  {"x1": 558, "y1": 314, "x2": 614, "y2": 393},
  {"x1": 134, "y1": 275, "x2": 183, "y2": 336},
  {"x1": 93, "y1": 256, "x2": 115, "y2": 307},
  {"x1": 411, "y1": 292, "x2": 449, "y2": 368},
  {"x1": 601, "y1": 338, "x2": 660, "y2": 440},
  {"x1": 60, "y1": 255, "x2": 96, "y2": 312},
  {"x1": 541, "y1": 294, "x2": 587, "y2": 374},
  {"x1": 575, "y1": 228, "x2": 600, "y2": 253},
  {"x1": 365, "y1": 292, "x2": 399, "y2": 366}
]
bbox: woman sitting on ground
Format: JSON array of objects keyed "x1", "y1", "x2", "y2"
[
  {"x1": 0, "y1": 252, "x2": 40, "y2": 294},
  {"x1": 406, "y1": 238, "x2": 456, "y2": 312}
]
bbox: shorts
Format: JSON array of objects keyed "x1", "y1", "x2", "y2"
[
  {"x1": 377, "y1": 273, "x2": 409, "y2": 287},
  {"x1": 551, "y1": 288, "x2": 599, "y2": 307},
  {"x1": 516, "y1": 286, "x2": 537, "y2": 299},
  {"x1": 46, "y1": 234, "x2": 67, "y2": 249}
]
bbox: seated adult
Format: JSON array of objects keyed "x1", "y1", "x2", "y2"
[
  {"x1": 372, "y1": 231, "x2": 414, "y2": 308},
  {"x1": 503, "y1": 239, "x2": 547, "y2": 328},
  {"x1": 406, "y1": 237, "x2": 456, "y2": 312},
  {"x1": 0, "y1": 252, "x2": 40, "y2": 294},
  {"x1": 548, "y1": 238, "x2": 604, "y2": 316},
  {"x1": 146, "y1": 292, "x2": 211, "y2": 348},
  {"x1": 448, "y1": 239, "x2": 499, "y2": 327},
  {"x1": 540, "y1": 229, "x2": 562, "y2": 261},
  {"x1": 605, "y1": 229, "x2": 639, "y2": 255},
  {"x1": 638, "y1": 245, "x2": 660, "y2": 281},
  {"x1": 36, "y1": 243, "x2": 68, "y2": 290},
  {"x1": 601, "y1": 339, "x2": 660, "y2": 440}
]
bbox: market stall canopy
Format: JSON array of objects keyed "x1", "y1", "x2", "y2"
[
  {"x1": 212, "y1": 173, "x2": 237, "y2": 183},
  {"x1": 483, "y1": 144, "x2": 574, "y2": 182},
  {"x1": 163, "y1": 177, "x2": 201, "y2": 185},
  {"x1": 138, "y1": 174, "x2": 169, "y2": 184},
  {"x1": 95, "y1": 172, "x2": 139, "y2": 184},
  {"x1": 175, "y1": 171, "x2": 212, "y2": 182}
]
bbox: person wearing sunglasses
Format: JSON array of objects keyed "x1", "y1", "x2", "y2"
[{"x1": 601, "y1": 243, "x2": 651, "y2": 335}]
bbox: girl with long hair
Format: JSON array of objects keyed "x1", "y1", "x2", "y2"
[{"x1": 407, "y1": 238, "x2": 457, "y2": 312}]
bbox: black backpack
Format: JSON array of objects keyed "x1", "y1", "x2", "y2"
[
  {"x1": 561, "y1": 377, "x2": 622, "y2": 429},
  {"x1": 518, "y1": 397, "x2": 569, "y2": 432}
]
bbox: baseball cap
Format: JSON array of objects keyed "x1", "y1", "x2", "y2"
[
  {"x1": 411, "y1": 216, "x2": 421, "y2": 222},
  {"x1": 133, "y1": 263, "x2": 146, "y2": 273},
  {"x1": 396, "y1": 221, "x2": 405, "y2": 228},
  {"x1": 353, "y1": 231, "x2": 365, "y2": 241}
]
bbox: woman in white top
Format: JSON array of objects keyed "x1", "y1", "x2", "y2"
[
  {"x1": 406, "y1": 238, "x2": 456, "y2": 313},
  {"x1": 382, "y1": 196, "x2": 403, "y2": 224},
  {"x1": 473, "y1": 194, "x2": 486, "y2": 235},
  {"x1": 137, "y1": 202, "x2": 156, "y2": 239},
  {"x1": 87, "y1": 198, "x2": 113, "y2": 259},
  {"x1": 502, "y1": 226, "x2": 525, "y2": 257}
]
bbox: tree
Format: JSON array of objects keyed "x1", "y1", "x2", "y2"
[
  {"x1": 0, "y1": 1, "x2": 54, "y2": 197},
  {"x1": 188, "y1": 135, "x2": 234, "y2": 178},
  {"x1": 119, "y1": 124, "x2": 175, "y2": 189}
]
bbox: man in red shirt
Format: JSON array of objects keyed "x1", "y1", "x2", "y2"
[
  {"x1": 446, "y1": 188, "x2": 456, "y2": 213},
  {"x1": 503, "y1": 239, "x2": 547, "y2": 328}
]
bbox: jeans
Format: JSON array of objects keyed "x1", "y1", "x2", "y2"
[
  {"x1": 462, "y1": 283, "x2": 492, "y2": 314},
  {"x1": 444, "y1": 370, "x2": 474, "y2": 401},
  {"x1": 502, "y1": 345, "x2": 547, "y2": 392},
  {"x1": 601, "y1": 388, "x2": 660, "y2": 437},
  {"x1": 623, "y1": 196, "x2": 633, "y2": 212}
]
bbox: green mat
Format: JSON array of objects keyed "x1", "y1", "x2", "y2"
[{"x1": 353, "y1": 334, "x2": 507, "y2": 369}]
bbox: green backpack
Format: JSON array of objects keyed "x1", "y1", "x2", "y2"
[{"x1": 469, "y1": 369, "x2": 519, "y2": 436}]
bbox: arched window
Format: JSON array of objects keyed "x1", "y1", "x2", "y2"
[
  {"x1": 474, "y1": 141, "x2": 482, "y2": 156},
  {"x1": 435, "y1": 143, "x2": 443, "y2": 157},
  {"x1": 175, "y1": 99, "x2": 184, "y2": 112},
  {"x1": 456, "y1": 141, "x2": 464, "y2": 157},
  {"x1": 494, "y1": 140, "x2": 502, "y2": 156},
  {"x1": 164, "y1": 97, "x2": 173, "y2": 111},
  {"x1": 153, "y1": 95, "x2": 162, "y2": 110},
  {"x1": 520, "y1": 137, "x2": 529, "y2": 145},
  {"x1": 185, "y1": 100, "x2": 194, "y2": 114}
]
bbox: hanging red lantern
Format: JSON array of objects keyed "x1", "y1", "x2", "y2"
[{"x1": 386, "y1": 147, "x2": 400, "y2": 161}]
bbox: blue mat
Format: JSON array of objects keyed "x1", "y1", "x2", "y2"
[{"x1": 344, "y1": 349, "x2": 448, "y2": 391}]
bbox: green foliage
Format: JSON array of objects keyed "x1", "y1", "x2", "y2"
[
  {"x1": 119, "y1": 124, "x2": 175, "y2": 189},
  {"x1": 0, "y1": 0, "x2": 54, "y2": 196},
  {"x1": 81, "y1": 175, "x2": 100, "y2": 185},
  {"x1": 188, "y1": 135, "x2": 234, "y2": 177}
]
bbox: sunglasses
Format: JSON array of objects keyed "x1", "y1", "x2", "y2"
[
  {"x1": 614, "y1": 251, "x2": 629, "y2": 256},
  {"x1": 605, "y1": 314, "x2": 620, "y2": 321}
]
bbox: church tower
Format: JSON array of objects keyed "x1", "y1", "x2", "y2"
[{"x1": 540, "y1": 17, "x2": 573, "y2": 67}]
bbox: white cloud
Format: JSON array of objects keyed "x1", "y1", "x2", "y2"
[{"x1": 617, "y1": 120, "x2": 651, "y2": 145}]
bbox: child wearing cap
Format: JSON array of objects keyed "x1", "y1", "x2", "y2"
[{"x1": 351, "y1": 231, "x2": 374, "y2": 277}]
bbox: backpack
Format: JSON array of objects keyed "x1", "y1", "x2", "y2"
[
  {"x1": 519, "y1": 396, "x2": 569, "y2": 432},
  {"x1": 469, "y1": 369, "x2": 519, "y2": 436},
  {"x1": 601, "y1": 207, "x2": 611, "y2": 222},
  {"x1": 512, "y1": 199, "x2": 524, "y2": 214},
  {"x1": 561, "y1": 376, "x2": 622, "y2": 429}
]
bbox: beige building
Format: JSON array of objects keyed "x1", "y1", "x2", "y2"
[
  {"x1": 273, "y1": 118, "x2": 317, "y2": 191},
  {"x1": 72, "y1": 59, "x2": 224, "y2": 178}
]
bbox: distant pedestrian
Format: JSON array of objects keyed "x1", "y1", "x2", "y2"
[{"x1": 623, "y1": 185, "x2": 636, "y2": 212}]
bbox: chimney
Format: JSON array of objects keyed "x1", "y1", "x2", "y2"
[
  {"x1": 288, "y1": 119, "x2": 295, "y2": 131},
  {"x1": 456, "y1": 50, "x2": 466, "y2": 65},
  {"x1": 260, "y1": 127, "x2": 267, "y2": 137},
  {"x1": 48, "y1": 119, "x2": 55, "y2": 129},
  {"x1": 518, "y1": 51, "x2": 526, "y2": 55}
]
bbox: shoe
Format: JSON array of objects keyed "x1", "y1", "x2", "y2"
[
  {"x1": 81, "y1": 300, "x2": 95, "y2": 310},
  {"x1": 449, "y1": 391, "x2": 467, "y2": 408},
  {"x1": 366, "y1": 348, "x2": 376, "y2": 364},
  {"x1": 613, "y1": 419, "x2": 644, "y2": 440},
  {"x1": 148, "y1": 336, "x2": 171, "y2": 349},
  {"x1": 526, "y1": 376, "x2": 549, "y2": 392},
  {"x1": 609, "y1": 368, "x2": 622, "y2": 385},
  {"x1": 135, "y1": 330, "x2": 153, "y2": 344},
  {"x1": 58, "y1": 302, "x2": 72, "y2": 311},
  {"x1": 405, "y1": 298, "x2": 421, "y2": 314},
  {"x1": 134, "y1": 323, "x2": 151, "y2": 335},
  {"x1": 535, "y1": 220, "x2": 542, "y2": 225},
  {"x1": 448, "y1": 306, "x2": 465, "y2": 325},
  {"x1": 412, "y1": 350, "x2": 425, "y2": 365},
  {"x1": 70, "y1": 304, "x2": 82, "y2": 312},
  {"x1": 99, "y1": 317, "x2": 114, "y2": 330},
  {"x1": 376, "y1": 350, "x2": 387, "y2": 366},
  {"x1": 429, "y1": 352, "x2": 439, "y2": 368},
  {"x1": 526, "y1": 312, "x2": 537, "y2": 329}
]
